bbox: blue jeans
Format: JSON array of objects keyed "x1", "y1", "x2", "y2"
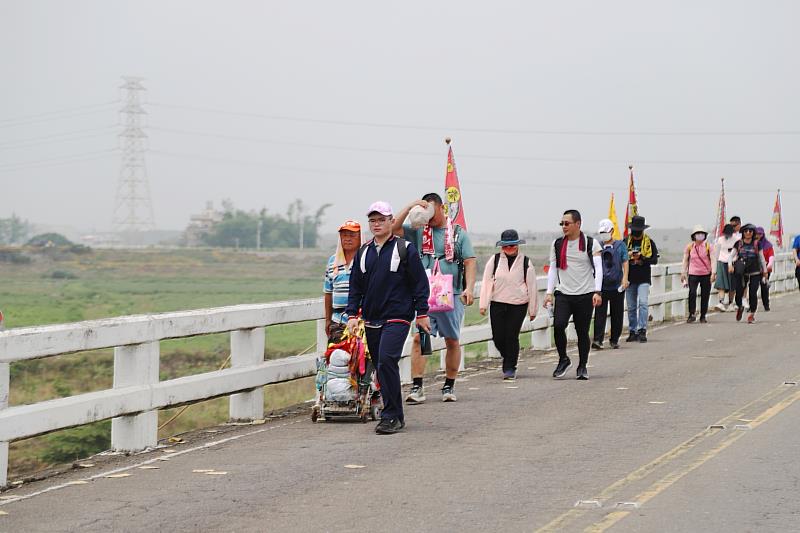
[{"x1": 626, "y1": 282, "x2": 650, "y2": 332}]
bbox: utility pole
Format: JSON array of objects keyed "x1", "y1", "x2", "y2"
[
  {"x1": 299, "y1": 217, "x2": 304, "y2": 250},
  {"x1": 256, "y1": 219, "x2": 263, "y2": 250},
  {"x1": 113, "y1": 76, "x2": 155, "y2": 240}
]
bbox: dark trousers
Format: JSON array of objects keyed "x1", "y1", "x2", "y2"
[
  {"x1": 688, "y1": 274, "x2": 711, "y2": 318},
  {"x1": 734, "y1": 274, "x2": 760, "y2": 312},
  {"x1": 364, "y1": 321, "x2": 410, "y2": 423},
  {"x1": 593, "y1": 289, "x2": 624, "y2": 344},
  {"x1": 760, "y1": 272, "x2": 771, "y2": 309},
  {"x1": 553, "y1": 292, "x2": 594, "y2": 369},
  {"x1": 490, "y1": 301, "x2": 528, "y2": 373},
  {"x1": 796, "y1": 266, "x2": 800, "y2": 291}
]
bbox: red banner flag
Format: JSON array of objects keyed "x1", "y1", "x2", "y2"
[
  {"x1": 623, "y1": 166, "x2": 638, "y2": 238},
  {"x1": 714, "y1": 178, "x2": 727, "y2": 240},
  {"x1": 769, "y1": 189, "x2": 784, "y2": 247},
  {"x1": 443, "y1": 142, "x2": 467, "y2": 230}
]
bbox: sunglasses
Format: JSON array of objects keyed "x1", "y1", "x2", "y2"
[{"x1": 559, "y1": 221, "x2": 574, "y2": 227}]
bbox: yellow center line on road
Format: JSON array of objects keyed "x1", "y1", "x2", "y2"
[
  {"x1": 534, "y1": 376, "x2": 800, "y2": 533},
  {"x1": 585, "y1": 389, "x2": 800, "y2": 532}
]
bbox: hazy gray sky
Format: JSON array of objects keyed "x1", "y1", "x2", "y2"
[{"x1": 1, "y1": 1, "x2": 798, "y2": 236}]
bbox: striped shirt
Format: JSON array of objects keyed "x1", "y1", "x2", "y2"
[{"x1": 323, "y1": 255, "x2": 352, "y2": 324}]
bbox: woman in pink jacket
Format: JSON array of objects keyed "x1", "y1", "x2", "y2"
[{"x1": 479, "y1": 229, "x2": 538, "y2": 380}]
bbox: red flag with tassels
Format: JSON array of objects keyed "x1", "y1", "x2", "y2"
[
  {"x1": 623, "y1": 166, "x2": 638, "y2": 238},
  {"x1": 443, "y1": 139, "x2": 467, "y2": 230},
  {"x1": 769, "y1": 189, "x2": 784, "y2": 247}
]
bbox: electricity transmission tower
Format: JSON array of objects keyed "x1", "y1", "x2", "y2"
[{"x1": 113, "y1": 76, "x2": 155, "y2": 237}]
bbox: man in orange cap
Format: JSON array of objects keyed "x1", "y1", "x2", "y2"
[{"x1": 323, "y1": 219, "x2": 361, "y2": 341}]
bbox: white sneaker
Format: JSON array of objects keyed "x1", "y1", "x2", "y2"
[
  {"x1": 715, "y1": 302, "x2": 727, "y2": 312},
  {"x1": 441, "y1": 385, "x2": 457, "y2": 402},
  {"x1": 405, "y1": 385, "x2": 426, "y2": 404}
]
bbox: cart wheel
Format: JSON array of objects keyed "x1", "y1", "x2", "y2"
[
  {"x1": 370, "y1": 404, "x2": 380, "y2": 421},
  {"x1": 311, "y1": 405, "x2": 319, "y2": 423}
]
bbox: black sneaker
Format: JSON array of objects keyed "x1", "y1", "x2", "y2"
[
  {"x1": 638, "y1": 330, "x2": 648, "y2": 343},
  {"x1": 553, "y1": 358, "x2": 571, "y2": 378},
  {"x1": 591, "y1": 341, "x2": 604, "y2": 350},
  {"x1": 687, "y1": 314, "x2": 696, "y2": 323},
  {"x1": 375, "y1": 418, "x2": 403, "y2": 435},
  {"x1": 764, "y1": 305, "x2": 770, "y2": 312},
  {"x1": 610, "y1": 341, "x2": 620, "y2": 349},
  {"x1": 736, "y1": 306, "x2": 744, "y2": 321},
  {"x1": 576, "y1": 366, "x2": 589, "y2": 380},
  {"x1": 699, "y1": 316, "x2": 708, "y2": 324},
  {"x1": 626, "y1": 331, "x2": 639, "y2": 342}
]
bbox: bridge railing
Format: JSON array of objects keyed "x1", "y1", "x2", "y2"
[{"x1": 0, "y1": 252, "x2": 797, "y2": 485}]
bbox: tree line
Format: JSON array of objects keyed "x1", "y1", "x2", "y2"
[{"x1": 196, "y1": 199, "x2": 331, "y2": 249}]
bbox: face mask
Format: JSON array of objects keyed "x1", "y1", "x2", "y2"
[
  {"x1": 598, "y1": 232, "x2": 612, "y2": 242},
  {"x1": 694, "y1": 234, "x2": 706, "y2": 242}
]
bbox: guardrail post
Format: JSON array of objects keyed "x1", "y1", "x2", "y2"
[
  {"x1": 229, "y1": 328, "x2": 266, "y2": 421},
  {"x1": 399, "y1": 334, "x2": 413, "y2": 384},
  {"x1": 316, "y1": 319, "x2": 328, "y2": 353},
  {"x1": 1, "y1": 362, "x2": 8, "y2": 486},
  {"x1": 670, "y1": 273, "x2": 686, "y2": 319},
  {"x1": 532, "y1": 317, "x2": 552, "y2": 350},
  {"x1": 651, "y1": 272, "x2": 666, "y2": 323},
  {"x1": 440, "y1": 347, "x2": 466, "y2": 372},
  {"x1": 566, "y1": 323, "x2": 577, "y2": 342},
  {"x1": 486, "y1": 308, "x2": 500, "y2": 358},
  {"x1": 111, "y1": 341, "x2": 159, "y2": 451}
]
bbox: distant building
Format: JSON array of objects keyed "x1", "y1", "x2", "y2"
[{"x1": 184, "y1": 201, "x2": 224, "y2": 246}]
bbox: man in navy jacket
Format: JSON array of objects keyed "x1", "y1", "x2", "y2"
[{"x1": 347, "y1": 201, "x2": 431, "y2": 434}]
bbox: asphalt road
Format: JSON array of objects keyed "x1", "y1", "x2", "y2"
[{"x1": 2, "y1": 293, "x2": 799, "y2": 533}]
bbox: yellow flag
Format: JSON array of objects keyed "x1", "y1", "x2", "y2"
[{"x1": 609, "y1": 193, "x2": 621, "y2": 240}]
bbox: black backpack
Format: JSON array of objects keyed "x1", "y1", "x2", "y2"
[{"x1": 492, "y1": 253, "x2": 531, "y2": 283}]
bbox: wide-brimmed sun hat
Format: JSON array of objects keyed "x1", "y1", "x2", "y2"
[
  {"x1": 690, "y1": 224, "x2": 708, "y2": 238},
  {"x1": 627, "y1": 215, "x2": 650, "y2": 231},
  {"x1": 496, "y1": 229, "x2": 526, "y2": 247}
]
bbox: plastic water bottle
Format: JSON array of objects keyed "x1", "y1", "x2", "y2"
[
  {"x1": 544, "y1": 301, "x2": 554, "y2": 318},
  {"x1": 617, "y1": 285, "x2": 626, "y2": 293}
]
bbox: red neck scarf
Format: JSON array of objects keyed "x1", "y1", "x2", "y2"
[
  {"x1": 559, "y1": 232, "x2": 585, "y2": 270},
  {"x1": 421, "y1": 218, "x2": 455, "y2": 262}
]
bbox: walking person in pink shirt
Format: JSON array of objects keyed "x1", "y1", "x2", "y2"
[
  {"x1": 479, "y1": 230, "x2": 538, "y2": 380},
  {"x1": 681, "y1": 225, "x2": 716, "y2": 323}
]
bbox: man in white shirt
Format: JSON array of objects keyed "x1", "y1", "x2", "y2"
[{"x1": 544, "y1": 210, "x2": 603, "y2": 380}]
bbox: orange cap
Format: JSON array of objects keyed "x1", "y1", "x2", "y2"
[{"x1": 338, "y1": 219, "x2": 361, "y2": 232}]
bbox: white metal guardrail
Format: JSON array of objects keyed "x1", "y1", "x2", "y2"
[{"x1": 0, "y1": 253, "x2": 797, "y2": 485}]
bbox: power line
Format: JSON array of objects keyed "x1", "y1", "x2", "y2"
[
  {"x1": 148, "y1": 126, "x2": 800, "y2": 165},
  {"x1": 148, "y1": 101, "x2": 800, "y2": 137},
  {"x1": 0, "y1": 125, "x2": 118, "y2": 148},
  {"x1": 148, "y1": 150, "x2": 799, "y2": 194},
  {"x1": 0, "y1": 101, "x2": 118, "y2": 124},
  {"x1": 0, "y1": 128, "x2": 118, "y2": 151},
  {"x1": 0, "y1": 149, "x2": 118, "y2": 173}
]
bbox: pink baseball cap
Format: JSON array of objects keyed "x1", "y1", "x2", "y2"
[{"x1": 366, "y1": 201, "x2": 393, "y2": 217}]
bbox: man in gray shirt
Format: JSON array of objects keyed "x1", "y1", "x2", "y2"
[{"x1": 544, "y1": 210, "x2": 603, "y2": 380}]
